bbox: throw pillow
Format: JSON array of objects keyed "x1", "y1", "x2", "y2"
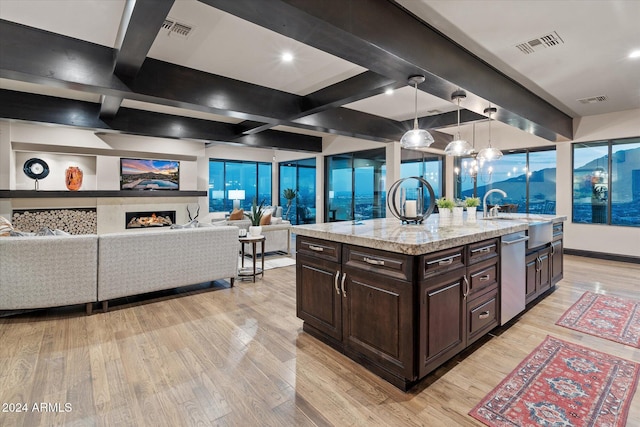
[
  {"x1": 170, "y1": 219, "x2": 199, "y2": 229},
  {"x1": 229, "y1": 209, "x2": 244, "y2": 220},
  {"x1": 0, "y1": 216, "x2": 13, "y2": 236},
  {"x1": 9, "y1": 230, "x2": 35, "y2": 237},
  {"x1": 260, "y1": 213, "x2": 272, "y2": 226}
]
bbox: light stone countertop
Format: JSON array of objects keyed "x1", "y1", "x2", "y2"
[{"x1": 293, "y1": 213, "x2": 567, "y2": 256}]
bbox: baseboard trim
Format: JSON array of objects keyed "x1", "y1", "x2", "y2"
[{"x1": 564, "y1": 249, "x2": 640, "y2": 265}]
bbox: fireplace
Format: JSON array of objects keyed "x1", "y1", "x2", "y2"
[{"x1": 125, "y1": 210, "x2": 176, "y2": 229}]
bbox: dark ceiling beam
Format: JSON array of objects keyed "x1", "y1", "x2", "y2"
[
  {"x1": 240, "y1": 70, "x2": 401, "y2": 135},
  {"x1": 99, "y1": 0, "x2": 175, "y2": 119},
  {"x1": 0, "y1": 19, "x2": 455, "y2": 146},
  {"x1": 199, "y1": 0, "x2": 573, "y2": 142},
  {"x1": 0, "y1": 89, "x2": 321, "y2": 151},
  {"x1": 113, "y1": 0, "x2": 175, "y2": 79}
]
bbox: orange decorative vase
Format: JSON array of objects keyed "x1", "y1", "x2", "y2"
[{"x1": 65, "y1": 166, "x2": 83, "y2": 191}]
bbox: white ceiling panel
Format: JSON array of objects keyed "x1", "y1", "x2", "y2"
[{"x1": 148, "y1": 0, "x2": 366, "y2": 96}]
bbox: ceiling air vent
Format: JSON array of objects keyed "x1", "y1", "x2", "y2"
[
  {"x1": 160, "y1": 16, "x2": 194, "y2": 39},
  {"x1": 577, "y1": 95, "x2": 608, "y2": 104},
  {"x1": 516, "y1": 31, "x2": 564, "y2": 54},
  {"x1": 161, "y1": 19, "x2": 174, "y2": 31}
]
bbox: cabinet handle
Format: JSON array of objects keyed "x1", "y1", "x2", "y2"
[
  {"x1": 340, "y1": 273, "x2": 347, "y2": 298},
  {"x1": 463, "y1": 275, "x2": 470, "y2": 299},
  {"x1": 438, "y1": 258, "x2": 454, "y2": 266},
  {"x1": 308, "y1": 245, "x2": 324, "y2": 252},
  {"x1": 551, "y1": 245, "x2": 556, "y2": 255},
  {"x1": 364, "y1": 257, "x2": 384, "y2": 266},
  {"x1": 536, "y1": 257, "x2": 541, "y2": 272},
  {"x1": 334, "y1": 271, "x2": 340, "y2": 295},
  {"x1": 479, "y1": 274, "x2": 491, "y2": 282},
  {"x1": 478, "y1": 311, "x2": 490, "y2": 320},
  {"x1": 472, "y1": 245, "x2": 494, "y2": 254}
]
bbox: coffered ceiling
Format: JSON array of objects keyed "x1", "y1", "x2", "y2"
[{"x1": 1, "y1": 0, "x2": 638, "y2": 153}]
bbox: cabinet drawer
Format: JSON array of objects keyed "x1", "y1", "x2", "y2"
[
  {"x1": 468, "y1": 288, "x2": 498, "y2": 343},
  {"x1": 343, "y1": 245, "x2": 412, "y2": 282},
  {"x1": 468, "y1": 259, "x2": 498, "y2": 296},
  {"x1": 468, "y1": 238, "x2": 498, "y2": 264},
  {"x1": 297, "y1": 237, "x2": 341, "y2": 262},
  {"x1": 420, "y1": 246, "x2": 465, "y2": 279}
]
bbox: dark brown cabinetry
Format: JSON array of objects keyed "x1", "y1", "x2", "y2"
[
  {"x1": 296, "y1": 237, "x2": 414, "y2": 386},
  {"x1": 525, "y1": 222, "x2": 563, "y2": 305},
  {"x1": 551, "y1": 223, "x2": 564, "y2": 285}
]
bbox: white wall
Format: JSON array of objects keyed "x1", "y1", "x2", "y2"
[
  {"x1": 4, "y1": 109, "x2": 638, "y2": 257},
  {"x1": 1, "y1": 123, "x2": 207, "y2": 233}
]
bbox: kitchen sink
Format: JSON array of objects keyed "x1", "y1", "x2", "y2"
[{"x1": 481, "y1": 215, "x2": 553, "y2": 248}]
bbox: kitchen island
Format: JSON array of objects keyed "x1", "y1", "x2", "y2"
[{"x1": 294, "y1": 213, "x2": 566, "y2": 390}]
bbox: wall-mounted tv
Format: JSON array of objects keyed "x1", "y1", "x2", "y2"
[{"x1": 120, "y1": 158, "x2": 180, "y2": 190}]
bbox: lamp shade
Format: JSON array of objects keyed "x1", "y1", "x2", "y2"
[
  {"x1": 228, "y1": 190, "x2": 245, "y2": 200},
  {"x1": 400, "y1": 75, "x2": 435, "y2": 150},
  {"x1": 476, "y1": 146, "x2": 503, "y2": 161},
  {"x1": 444, "y1": 138, "x2": 474, "y2": 156},
  {"x1": 400, "y1": 128, "x2": 434, "y2": 149}
]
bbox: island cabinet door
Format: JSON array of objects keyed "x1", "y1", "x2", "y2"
[
  {"x1": 550, "y1": 239, "x2": 563, "y2": 285},
  {"x1": 341, "y1": 267, "x2": 415, "y2": 380},
  {"x1": 418, "y1": 268, "x2": 467, "y2": 378},
  {"x1": 296, "y1": 254, "x2": 342, "y2": 341}
]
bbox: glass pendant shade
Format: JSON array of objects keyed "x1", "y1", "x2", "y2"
[
  {"x1": 476, "y1": 105, "x2": 503, "y2": 161},
  {"x1": 444, "y1": 136, "x2": 474, "y2": 156},
  {"x1": 476, "y1": 146, "x2": 503, "y2": 161},
  {"x1": 400, "y1": 75, "x2": 434, "y2": 149},
  {"x1": 444, "y1": 89, "x2": 473, "y2": 156},
  {"x1": 401, "y1": 126, "x2": 435, "y2": 149}
]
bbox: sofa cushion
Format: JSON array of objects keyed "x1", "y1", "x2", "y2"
[{"x1": 229, "y1": 209, "x2": 244, "y2": 220}]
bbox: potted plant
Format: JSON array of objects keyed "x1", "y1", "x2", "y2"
[
  {"x1": 283, "y1": 188, "x2": 297, "y2": 221},
  {"x1": 245, "y1": 198, "x2": 266, "y2": 236},
  {"x1": 464, "y1": 197, "x2": 480, "y2": 220},
  {"x1": 436, "y1": 197, "x2": 454, "y2": 219}
]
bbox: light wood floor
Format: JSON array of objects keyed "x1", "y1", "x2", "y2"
[{"x1": 1, "y1": 255, "x2": 639, "y2": 427}]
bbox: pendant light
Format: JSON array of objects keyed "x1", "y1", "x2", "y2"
[
  {"x1": 476, "y1": 105, "x2": 503, "y2": 161},
  {"x1": 444, "y1": 89, "x2": 474, "y2": 156},
  {"x1": 400, "y1": 75, "x2": 435, "y2": 149}
]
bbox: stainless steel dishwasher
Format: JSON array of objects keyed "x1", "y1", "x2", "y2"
[{"x1": 501, "y1": 231, "x2": 528, "y2": 325}]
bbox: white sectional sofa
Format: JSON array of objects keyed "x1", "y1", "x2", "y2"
[
  {"x1": 0, "y1": 224, "x2": 240, "y2": 314},
  {"x1": 0, "y1": 234, "x2": 98, "y2": 313},
  {"x1": 98, "y1": 224, "x2": 239, "y2": 311}
]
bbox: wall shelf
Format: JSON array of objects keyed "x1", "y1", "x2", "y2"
[{"x1": 0, "y1": 190, "x2": 207, "y2": 199}]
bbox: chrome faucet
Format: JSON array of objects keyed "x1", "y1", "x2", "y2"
[{"x1": 483, "y1": 189, "x2": 507, "y2": 218}]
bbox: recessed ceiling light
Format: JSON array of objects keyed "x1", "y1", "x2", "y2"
[
  {"x1": 385, "y1": 89, "x2": 394, "y2": 95},
  {"x1": 281, "y1": 52, "x2": 294, "y2": 62},
  {"x1": 629, "y1": 50, "x2": 640, "y2": 59}
]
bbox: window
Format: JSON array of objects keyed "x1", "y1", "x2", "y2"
[
  {"x1": 573, "y1": 137, "x2": 640, "y2": 226},
  {"x1": 279, "y1": 158, "x2": 316, "y2": 225},
  {"x1": 326, "y1": 148, "x2": 386, "y2": 222},
  {"x1": 208, "y1": 159, "x2": 272, "y2": 212},
  {"x1": 400, "y1": 149, "x2": 443, "y2": 198},
  {"x1": 455, "y1": 148, "x2": 556, "y2": 214}
]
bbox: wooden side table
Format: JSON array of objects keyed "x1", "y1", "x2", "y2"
[{"x1": 238, "y1": 235, "x2": 265, "y2": 282}]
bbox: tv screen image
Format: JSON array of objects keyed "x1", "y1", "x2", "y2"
[{"x1": 120, "y1": 158, "x2": 180, "y2": 190}]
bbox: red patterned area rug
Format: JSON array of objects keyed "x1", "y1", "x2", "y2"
[
  {"x1": 469, "y1": 336, "x2": 639, "y2": 427},
  {"x1": 556, "y1": 291, "x2": 640, "y2": 348}
]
